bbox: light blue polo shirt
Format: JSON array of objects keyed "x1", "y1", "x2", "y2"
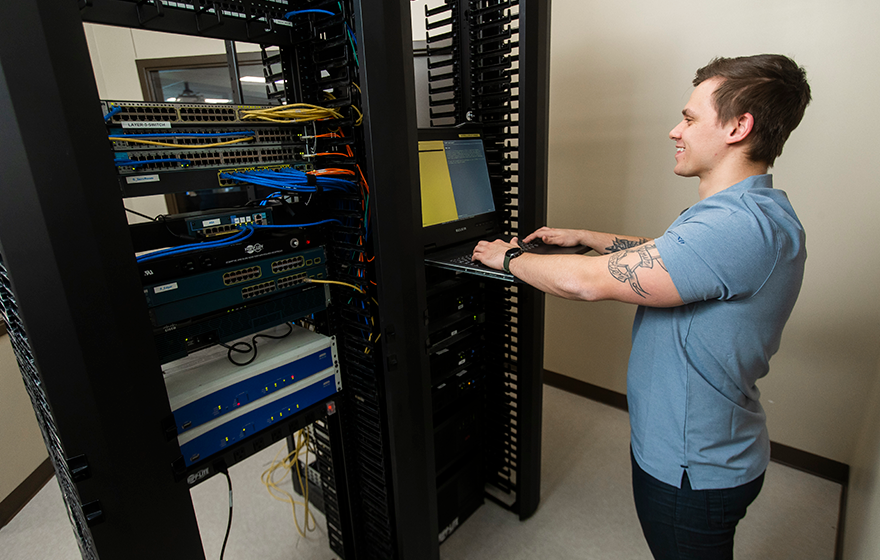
[{"x1": 628, "y1": 174, "x2": 806, "y2": 490}]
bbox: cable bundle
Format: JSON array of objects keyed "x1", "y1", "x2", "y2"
[
  {"x1": 240, "y1": 103, "x2": 343, "y2": 123},
  {"x1": 261, "y1": 430, "x2": 317, "y2": 537},
  {"x1": 219, "y1": 168, "x2": 356, "y2": 194},
  {"x1": 135, "y1": 220, "x2": 341, "y2": 263}
]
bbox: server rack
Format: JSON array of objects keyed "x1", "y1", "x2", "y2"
[{"x1": 0, "y1": 1, "x2": 550, "y2": 559}]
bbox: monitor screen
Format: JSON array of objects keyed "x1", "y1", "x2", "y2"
[
  {"x1": 419, "y1": 137, "x2": 496, "y2": 227},
  {"x1": 418, "y1": 129, "x2": 498, "y2": 250}
]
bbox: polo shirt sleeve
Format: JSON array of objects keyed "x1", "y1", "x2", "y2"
[{"x1": 654, "y1": 199, "x2": 779, "y2": 304}]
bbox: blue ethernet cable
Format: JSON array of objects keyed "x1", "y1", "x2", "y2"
[
  {"x1": 103, "y1": 105, "x2": 122, "y2": 122},
  {"x1": 284, "y1": 9, "x2": 335, "y2": 18},
  {"x1": 137, "y1": 227, "x2": 256, "y2": 263},
  {"x1": 136, "y1": 220, "x2": 343, "y2": 263}
]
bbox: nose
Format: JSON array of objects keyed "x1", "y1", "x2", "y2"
[{"x1": 669, "y1": 121, "x2": 683, "y2": 140}]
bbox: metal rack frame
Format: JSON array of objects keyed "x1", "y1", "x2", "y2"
[{"x1": 0, "y1": 1, "x2": 551, "y2": 558}]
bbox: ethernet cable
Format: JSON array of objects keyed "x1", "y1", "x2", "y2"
[
  {"x1": 108, "y1": 135, "x2": 255, "y2": 149},
  {"x1": 219, "y1": 169, "x2": 356, "y2": 193},
  {"x1": 135, "y1": 221, "x2": 342, "y2": 263},
  {"x1": 284, "y1": 9, "x2": 335, "y2": 18},
  {"x1": 239, "y1": 103, "x2": 343, "y2": 124}
]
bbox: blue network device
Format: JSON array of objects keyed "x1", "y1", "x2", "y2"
[
  {"x1": 162, "y1": 324, "x2": 339, "y2": 454},
  {"x1": 177, "y1": 366, "x2": 340, "y2": 467}
]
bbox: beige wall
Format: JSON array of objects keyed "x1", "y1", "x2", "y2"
[
  {"x1": 544, "y1": 0, "x2": 880, "y2": 468},
  {"x1": 541, "y1": 3, "x2": 880, "y2": 556},
  {"x1": 844, "y1": 355, "x2": 880, "y2": 559},
  {"x1": 0, "y1": 335, "x2": 47, "y2": 503}
]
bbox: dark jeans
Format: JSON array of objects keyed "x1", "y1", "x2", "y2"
[{"x1": 631, "y1": 450, "x2": 765, "y2": 560}]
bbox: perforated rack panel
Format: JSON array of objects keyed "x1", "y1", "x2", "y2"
[
  {"x1": 424, "y1": 0, "x2": 528, "y2": 516},
  {"x1": 0, "y1": 256, "x2": 100, "y2": 560}
]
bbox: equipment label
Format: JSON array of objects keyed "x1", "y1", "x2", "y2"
[
  {"x1": 273, "y1": 18, "x2": 293, "y2": 27},
  {"x1": 126, "y1": 175, "x2": 160, "y2": 184},
  {"x1": 121, "y1": 121, "x2": 172, "y2": 129},
  {"x1": 154, "y1": 282, "x2": 179, "y2": 294}
]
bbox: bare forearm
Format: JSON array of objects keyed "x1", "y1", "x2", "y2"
[
  {"x1": 524, "y1": 227, "x2": 652, "y2": 256},
  {"x1": 506, "y1": 253, "x2": 602, "y2": 301},
  {"x1": 506, "y1": 245, "x2": 683, "y2": 307},
  {"x1": 579, "y1": 231, "x2": 654, "y2": 255}
]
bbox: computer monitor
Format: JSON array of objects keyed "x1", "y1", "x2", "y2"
[{"x1": 418, "y1": 128, "x2": 499, "y2": 251}]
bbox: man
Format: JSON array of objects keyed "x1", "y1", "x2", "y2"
[{"x1": 472, "y1": 54, "x2": 811, "y2": 559}]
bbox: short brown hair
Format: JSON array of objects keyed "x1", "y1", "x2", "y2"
[{"x1": 694, "y1": 54, "x2": 811, "y2": 167}]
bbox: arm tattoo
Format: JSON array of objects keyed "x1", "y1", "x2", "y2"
[
  {"x1": 605, "y1": 237, "x2": 651, "y2": 253},
  {"x1": 607, "y1": 243, "x2": 668, "y2": 298}
]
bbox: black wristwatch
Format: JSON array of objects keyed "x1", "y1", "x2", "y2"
[{"x1": 503, "y1": 247, "x2": 525, "y2": 274}]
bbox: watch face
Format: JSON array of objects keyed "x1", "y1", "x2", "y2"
[{"x1": 506, "y1": 247, "x2": 524, "y2": 258}]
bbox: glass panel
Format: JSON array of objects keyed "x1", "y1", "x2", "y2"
[{"x1": 153, "y1": 64, "x2": 270, "y2": 105}]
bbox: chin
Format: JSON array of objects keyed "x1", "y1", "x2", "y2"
[{"x1": 673, "y1": 165, "x2": 694, "y2": 178}]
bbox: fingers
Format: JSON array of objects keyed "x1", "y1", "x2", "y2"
[{"x1": 523, "y1": 227, "x2": 552, "y2": 244}]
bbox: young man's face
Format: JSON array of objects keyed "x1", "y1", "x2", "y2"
[{"x1": 668, "y1": 77, "x2": 731, "y2": 179}]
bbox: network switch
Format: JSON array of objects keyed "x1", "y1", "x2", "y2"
[
  {"x1": 144, "y1": 246, "x2": 324, "y2": 307},
  {"x1": 145, "y1": 247, "x2": 327, "y2": 326},
  {"x1": 102, "y1": 100, "x2": 288, "y2": 125},
  {"x1": 107, "y1": 125, "x2": 304, "y2": 151},
  {"x1": 152, "y1": 284, "x2": 330, "y2": 364},
  {"x1": 136, "y1": 227, "x2": 316, "y2": 285}
]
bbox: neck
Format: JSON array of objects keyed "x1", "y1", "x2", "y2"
[{"x1": 697, "y1": 159, "x2": 769, "y2": 200}]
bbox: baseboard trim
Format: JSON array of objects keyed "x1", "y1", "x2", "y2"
[
  {"x1": 0, "y1": 457, "x2": 54, "y2": 529},
  {"x1": 543, "y1": 370, "x2": 850, "y2": 484},
  {"x1": 544, "y1": 370, "x2": 629, "y2": 412}
]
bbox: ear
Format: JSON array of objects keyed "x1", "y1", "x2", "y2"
[{"x1": 726, "y1": 112, "x2": 754, "y2": 145}]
